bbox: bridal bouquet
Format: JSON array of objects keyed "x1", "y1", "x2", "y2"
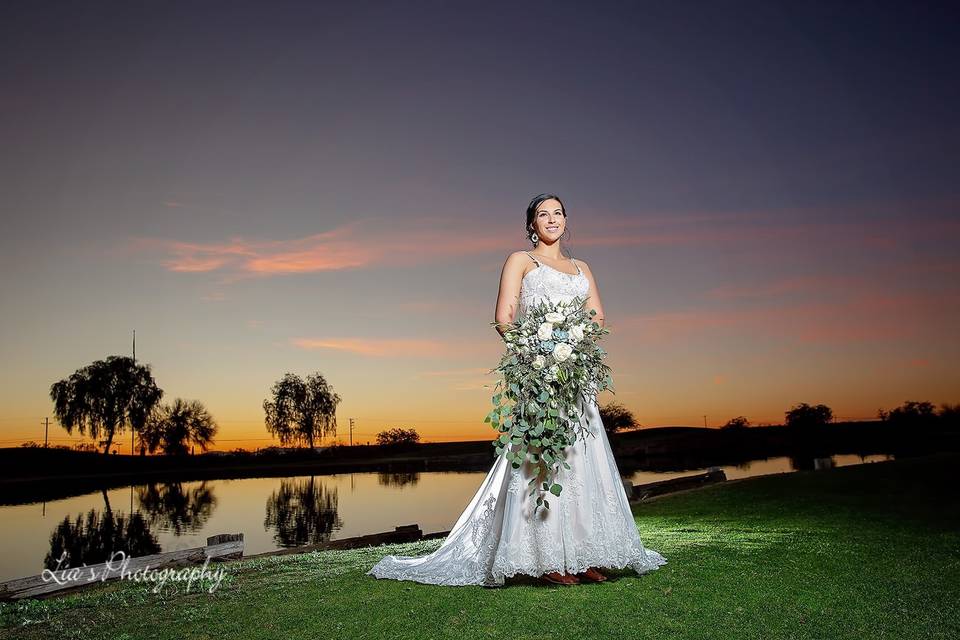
[{"x1": 485, "y1": 295, "x2": 614, "y2": 514}]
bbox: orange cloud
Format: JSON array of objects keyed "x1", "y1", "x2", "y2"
[
  {"x1": 124, "y1": 216, "x2": 504, "y2": 283},
  {"x1": 290, "y1": 336, "x2": 483, "y2": 358}
]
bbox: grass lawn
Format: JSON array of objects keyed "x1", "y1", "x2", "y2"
[{"x1": 2, "y1": 451, "x2": 958, "y2": 640}]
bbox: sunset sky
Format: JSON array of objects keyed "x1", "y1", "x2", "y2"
[{"x1": 1, "y1": 1, "x2": 958, "y2": 449}]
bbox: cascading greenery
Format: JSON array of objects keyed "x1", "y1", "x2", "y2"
[{"x1": 486, "y1": 295, "x2": 613, "y2": 515}]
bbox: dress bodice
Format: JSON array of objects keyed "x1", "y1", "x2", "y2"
[{"x1": 518, "y1": 252, "x2": 590, "y2": 316}]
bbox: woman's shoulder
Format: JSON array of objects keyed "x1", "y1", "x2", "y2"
[
  {"x1": 506, "y1": 249, "x2": 535, "y2": 263},
  {"x1": 506, "y1": 250, "x2": 589, "y2": 268},
  {"x1": 571, "y1": 256, "x2": 590, "y2": 271}
]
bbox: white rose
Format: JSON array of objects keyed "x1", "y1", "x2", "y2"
[
  {"x1": 532, "y1": 354, "x2": 546, "y2": 369},
  {"x1": 553, "y1": 342, "x2": 574, "y2": 362},
  {"x1": 570, "y1": 324, "x2": 584, "y2": 342},
  {"x1": 544, "y1": 311, "x2": 566, "y2": 324},
  {"x1": 537, "y1": 322, "x2": 554, "y2": 341}
]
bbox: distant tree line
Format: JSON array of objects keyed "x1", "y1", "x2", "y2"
[
  {"x1": 43, "y1": 353, "x2": 957, "y2": 455},
  {"x1": 718, "y1": 400, "x2": 960, "y2": 431}
]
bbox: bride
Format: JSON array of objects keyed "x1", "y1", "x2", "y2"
[{"x1": 367, "y1": 193, "x2": 667, "y2": 587}]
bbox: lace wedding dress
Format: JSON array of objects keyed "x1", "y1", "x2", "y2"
[{"x1": 366, "y1": 251, "x2": 667, "y2": 586}]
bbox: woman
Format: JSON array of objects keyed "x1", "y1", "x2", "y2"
[{"x1": 367, "y1": 193, "x2": 667, "y2": 587}]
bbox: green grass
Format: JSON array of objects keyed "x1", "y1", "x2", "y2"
[{"x1": 2, "y1": 452, "x2": 958, "y2": 640}]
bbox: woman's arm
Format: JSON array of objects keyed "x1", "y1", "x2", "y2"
[
  {"x1": 576, "y1": 259, "x2": 606, "y2": 328},
  {"x1": 493, "y1": 252, "x2": 528, "y2": 339}
]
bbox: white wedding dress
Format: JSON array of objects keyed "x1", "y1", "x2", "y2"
[{"x1": 367, "y1": 251, "x2": 667, "y2": 586}]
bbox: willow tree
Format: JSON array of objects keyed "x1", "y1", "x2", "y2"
[
  {"x1": 49, "y1": 355, "x2": 164, "y2": 455},
  {"x1": 263, "y1": 372, "x2": 341, "y2": 449}
]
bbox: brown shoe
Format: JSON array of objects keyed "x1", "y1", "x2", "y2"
[
  {"x1": 542, "y1": 571, "x2": 580, "y2": 585},
  {"x1": 576, "y1": 567, "x2": 608, "y2": 582}
]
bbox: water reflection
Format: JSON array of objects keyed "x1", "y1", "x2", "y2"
[
  {"x1": 626, "y1": 453, "x2": 895, "y2": 485},
  {"x1": 44, "y1": 489, "x2": 161, "y2": 570},
  {"x1": 136, "y1": 481, "x2": 217, "y2": 535},
  {"x1": 263, "y1": 476, "x2": 344, "y2": 547},
  {"x1": 377, "y1": 472, "x2": 420, "y2": 488}
]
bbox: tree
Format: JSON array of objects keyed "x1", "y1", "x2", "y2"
[
  {"x1": 376, "y1": 427, "x2": 420, "y2": 446},
  {"x1": 49, "y1": 356, "x2": 163, "y2": 455},
  {"x1": 938, "y1": 403, "x2": 960, "y2": 433},
  {"x1": 598, "y1": 402, "x2": 638, "y2": 433},
  {"x1": 784, "y1": 402, "x2": 833, "y2": 428},
  {"x1": 722, "y1": 416, "x2": 751, "y2": 430},
  {"x1": 142, "y1": 398, "x2": 218, "y2": 455},
  {"x1": 884, "y1": 400, "x2": 939, "y2": 431},
  {"x1": 263, "y1": 372, "x2": 341, "y2": 449}
]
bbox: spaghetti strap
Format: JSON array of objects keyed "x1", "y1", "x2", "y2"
[
  {"x1": 524, "y1": 251, "x2": 582, "y2": 276},
  {"x1": 570, "y1": 257, "x2": 582, "y2": 275}
]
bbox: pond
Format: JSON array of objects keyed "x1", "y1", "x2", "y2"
[{"x1": 0, "y1": 452, "x2": 893, "y2": 583}]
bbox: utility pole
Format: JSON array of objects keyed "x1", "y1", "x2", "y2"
[
  {"x1": 349, "y1": 418, "x2": 355, "y2": 446},
  {"x1": 703, "y1": 415, "x2": 707, "y2": 428},
  {"x1": 41, "y1": 417, "x2": 49, "y2": 448},
  {"x1": 132, "y1": 329, "x2": 136, "y2": 456}
]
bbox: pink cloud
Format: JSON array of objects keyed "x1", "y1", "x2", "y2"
[{"x1": 119, "y1": 195, "x2": 959, "y2": 285}]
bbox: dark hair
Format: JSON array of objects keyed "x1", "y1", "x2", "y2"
[{"x1": 525, "y1": 193, "x2": 569, "y2": 249}]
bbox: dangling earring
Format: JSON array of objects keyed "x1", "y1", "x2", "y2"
[{"x1": 530, "y1": 231, "x2": 539, "y2": 245}]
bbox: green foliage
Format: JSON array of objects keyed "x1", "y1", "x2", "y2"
[{"x1": 486, "y1": 295, "x2": 614, "y2": 515}]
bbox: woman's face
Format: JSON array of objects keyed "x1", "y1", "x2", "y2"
[{"x1": 533, "y1": 198, "x2": 565, "y2": 242}]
